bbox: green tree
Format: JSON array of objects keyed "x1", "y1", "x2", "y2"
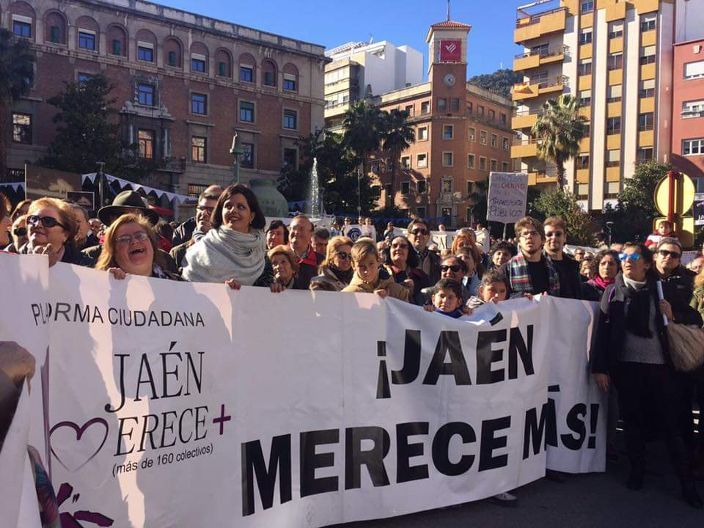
[
  {"x1": 602, "y1": 160, "x2": 669, "y2": 242},
  {"x1": 342, "y1": 101, "x2": 384, "y2": 184},
  {"x1": 0, "y1": 28, "x2": 34, "y2": 177},
  {"x1": 380, "y1": 108, "x2": 415, "y2": 207},
  {"x1": 40, "y1": 75, "x2": 125, "y2": 175},
  {"x1": 530, "y1": 188, "x2": 596, "y2": 246},
  {"x1": 531, "y1": 94, "x2": 587, "y2": 188},
  {"x1": 468, "y1": 69, "x2": 523, "y2": 98}
]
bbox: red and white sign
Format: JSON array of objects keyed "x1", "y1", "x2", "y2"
[{"x1": 439, "y1": 39, "x2": 462, "y2": 62}]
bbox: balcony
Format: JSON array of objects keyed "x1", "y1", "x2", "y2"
[
  {"x1": 538, "y1": 76, "x2": 567, "y2": 94},
  {"x1": 513, "y1": 46, "x2": 567, "y2": 71},
  {"x1": 515, "y1": 7, "x2": 567, "y2": 44},
  {"x1": 527, "y1": 165, "x2": 558, "y2": 185},
  {"x1": 512, "y1": 109, "x2": 539, "y2": 130},
  {"x1": 512, "y1": 139, "x2": 539, "y2": 159},
  {"x1": 512, "y1": 75, "x2": 567, "y2": 101}
]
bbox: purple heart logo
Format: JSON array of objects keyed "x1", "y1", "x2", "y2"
[{"x1": 50, "y1": 418, "x2": 109, "y2": 472}]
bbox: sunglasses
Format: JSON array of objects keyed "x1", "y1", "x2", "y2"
[
  {"x1": 115, "y1": 231, "x2": 150, "y2": 246},
  {"x1": 440, "y1": 264, "x2": 462, "y2": 273},
  {"x1": 27, "y1": 215, "x2": 66, "y2": 230},
  {"x1": 619, "y1": 252, "x2": 642, "y2": 262},
  {"x1": 658, "y1": 249, "x2": 681, "y2": 259},
  {"x1": 13, "y1": 227, "x2": 27, "y2": 237},
  {"x1": 196, "y1": 205, "x2": 214, "y2": 212},
  {"x1": 335, "y1": 251, "x2": 351, "y2": 260}
]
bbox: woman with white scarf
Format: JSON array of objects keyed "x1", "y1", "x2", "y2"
[{"x1": 182, "y1": 184, "x2": 273, "y2": 288}]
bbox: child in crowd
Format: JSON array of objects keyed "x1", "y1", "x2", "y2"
[
  {"x1": 342, "y1": 239, "x2": 410, "y2": 301},
  {"x1": 466, "y1": 269, "x2": 511, "y2": 310},
  {"x1": 424, "y1": 278, "x2": 465, "y2": 318},
  {"x1": 644, "y1": 219, "x2": 677, "y2": 249}
]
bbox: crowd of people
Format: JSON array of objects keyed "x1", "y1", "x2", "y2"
[{"x1": 2, "y1": 185, "x2": 704, "y2": 512}]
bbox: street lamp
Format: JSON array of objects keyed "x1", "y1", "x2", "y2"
[
  {"x1": 230, "y1": 132, "x2": 244, "y2": 185},
  {"x1": 605, "y1": 221, "x2": 614, "y2": 247},
  {"x1": 96, "y1": 161, "x2": 106, "y2": 209}
]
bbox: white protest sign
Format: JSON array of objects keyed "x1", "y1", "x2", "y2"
[
  {"x1": 487, "y1": 172, "x2": 529, "y2": 224},
  {"x1": 1, "y1": 259, "x2": 606, "y2": 527}
]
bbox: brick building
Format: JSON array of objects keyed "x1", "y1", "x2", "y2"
[
  {"x1": 369, "y1": 19, "x2": 514, "y2": 228},
  {"x1": 3, "y1": 0, "x2": 327, "y2": 199}
]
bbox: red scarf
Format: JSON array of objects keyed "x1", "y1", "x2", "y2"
[{"x1": 590, "y1": 275, "x2": 614, "y2": 291}]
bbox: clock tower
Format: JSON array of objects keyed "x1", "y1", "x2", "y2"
[{"x1": 426, "y1": 18, "x2": 471, "y2": 97}]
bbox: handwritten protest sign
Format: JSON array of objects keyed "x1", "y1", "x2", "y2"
[{"x1": 487, "y1": 172, "x2": 529, "y2": 224}]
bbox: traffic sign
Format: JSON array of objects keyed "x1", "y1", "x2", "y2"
[{"x1": 654, "y1": 172, "x2": 695, "y2": 216}]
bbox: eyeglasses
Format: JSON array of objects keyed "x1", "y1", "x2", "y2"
[
  {"x1": 27, "y1": 215, "x2": 66, "y2": 230},
  {"x1": 115, "y1": 231, "x2": 150, "y2": 246},
  {"x1": 520, "y1": 230, "x2": 540, "y2": 238},
  {"x1": 196, "y1": 205, "x2": 214, "y2": 213},
  {"x1": 658, "y1": 249, "x2": 681, "y2": 259},
  {"x1": 335, "y1": 251, "x2": 351, "y2": 260},
  {"x1": 410, "y1": 229, "x2": 428, "y2": 236},
  {"x1": 619, "y1": 252, "x2": 642, "y2": 262},
  {"x1": 13, "y1": 227, "x2": 27, "y2": 237},
  {"x1": 440, "y1": 264, "x2": 462, "y2": 273},
  {"x1": 545, "y1": 231, "x2": 564, "y2": 238}
]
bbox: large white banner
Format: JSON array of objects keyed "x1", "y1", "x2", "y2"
[{"x1": 0, "y1": 256, "x2": 605, "y2": 527}]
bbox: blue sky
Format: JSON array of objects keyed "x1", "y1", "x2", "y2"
[{"x1": 157, "y1": 0, "x2": 532, "y2": 77}]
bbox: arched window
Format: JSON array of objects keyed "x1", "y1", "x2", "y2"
[
  {"x1": 9, "y1": 1, "x2": 36, "y2": 39},
  {"x1": 76, "y1": 16, "x2": 99, "y2": 52},
  {"x1": 44, "y1": 10, "x2": 67, "y2": 45},
  {"x1": 214, "y1": 48, "x2": 232, "y2": 78},
  {"x1": 283, "y1": 63, "x2": 299, "y2": 92},
  {"x1": 262, "y1": 59, "x2": 277, "y2": 88},
  {"x1": 190, "y1": 42, "x2": 209, "y2": 74},
  {"x1": 239, "y1": 53, "x2": 256, "y2": 84},
  {"x1": 163, "y1": 37, "x2": 182, "y2": 68},
  {"x1": 136, "y1": 29, "x2": 157, "y2": 64}
]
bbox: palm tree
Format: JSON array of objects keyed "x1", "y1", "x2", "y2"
[
  {"x1": 531, "y1": 94, "x2": 587, "y2": 188},
  {"x1": 0, "y1": 29, "x2": 34, "y2": 179},
  {"x1": 342, "y1": 100, "x2": 384, "y2": 184},
  {"x1": 380, "y1": 109, "x2": 415, "y2": 207}
]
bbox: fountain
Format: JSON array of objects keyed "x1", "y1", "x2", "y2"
[{"x1": 308, "y1": 157, "x2": 321, "y2": 217}]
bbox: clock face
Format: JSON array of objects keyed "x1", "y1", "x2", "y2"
[{"x1": 443, "y1": 73, "x2": 456, "y2": 87}]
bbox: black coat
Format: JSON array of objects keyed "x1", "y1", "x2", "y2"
[
  {"x1": 172, "y1": 217, "x2": 196, "y2": 247},
  {"x1": 546, "y1": 253, "x2": 582, "y2": 299},
  {"x1": 658, "y1": 266, "x2": 701, "y2": 326}
]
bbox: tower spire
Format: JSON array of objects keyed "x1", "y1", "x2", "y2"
[{"x1": 447, "y1": 0, "x2": 451, "y2": 21}]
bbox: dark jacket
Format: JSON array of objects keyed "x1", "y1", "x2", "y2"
[
  {"x1": 658, "y1": 266, "x2": 701, "y2": 325},
  {"x1": 82, "y1": 244, "x2": 178, "y2": 274},
  {"x1": 172, "y1": 217, "x2": 196, "y2": 247},
  {"x1": 546, "y1": 252, "x2": 582, "y2": 299},
  {"x1": 418, "y1": 248, "x2": 441, "y2": 285},
  {"x1": 296, "y1": 250, "x2": 324, "y2": 289},
  {"x1": 21, "y1": 243, "x2": 94, "y2": 267}
]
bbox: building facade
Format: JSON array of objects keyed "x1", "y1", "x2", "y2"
[
  {"x1": 512, "y1": 0, "x2": 680, "y2": 211},
  {"x1": 371, "y1": 20, "x2": 513, "y2": 228},
  {"x1": 324, "y1": 40, "x2": 423, "y2": 130},
  {"x1": 3, "y1": 0, "x2": 327, "y2": 198}
]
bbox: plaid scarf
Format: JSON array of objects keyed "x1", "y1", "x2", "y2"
[{"x1": 508, "y1": 252, "x2": 560, "y2": 296}]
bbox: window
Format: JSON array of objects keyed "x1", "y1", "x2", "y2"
[
  {"x1": 78, "y1": 31, "x2": 96, "y2": 51},
  {"x1": 637, "y1": 147, "x2": 653, "y2": 161},
  {"x1": 138, "y1": 44, "x2": 154, "y2": 62},
  {"x1": 490, "y1": 134, "x2": 498, "y2": 148},
  {"x1": 78, "y1": 73, "x2": 94, "y2": 84},
  {"x1": 638, "y1": 112, "x2": 654, "y2": 131},
  {"x1": 479, "y1": 157, "x2": 487, "y2": 171},
  {"x1": 283, "y1": 73, "x2": 297, "y2": 91},
  {"x1": 490, "y1": 159, "x2": 498, "y2": 171},
  {"x1": 531, "y1": 43, "x2": 550, "y2": 56},
  {"x1": 606, "y1": 149, "x2": 620, "y2": 167},
  {"x1": 442, "y1": 152, "x2": 454, "y2": 167},
  {"x1": 416, "y1": 206, "x2": 426, "y2": 219},
  {"x1": 579, "y1": 89, "x2": 592, "y2": 106},
  {"x1": 607, "y1": 53, "x2": 623, "y2": 70},
  {"x1": 192, "y1": 136, "x2": 207, "y2": 163},
  {"x1": 405, "y1": 105, "x2": 414, "y2": 116},
  {"x1": 241, "y1": 143, "x2": 254, "y2": 168},
  {"x1": 187, "y1": 183, "x2": 209, "y2": 198},
  {"x1": 608, "y1": 22, "x2": 624, "y2": 39},
  {"x1": 479, "y1": 130, "x2": 487, "y2": 145},
  {"x1": 500, "y1": 113, "x2": 507, "y2": 125},
  {"x1": 401, "y1": 181, "x2": 410, "y2": 195},
  {"x1": 112, "y1": 39, "x2": 123, "y2": 56},
  {"x1": 502, "y1": 137, "x2": 510, "y2": 150},
  {"x1": 417, "y1": 153, "x2": 428, "y2": 168},
  {"x1": 607, "y1": 117, "x2": 621, "y2": 134},
  {"x1": 641, "y1": 14, "x2": 656, "y2": 32},
  {"x1": 583, "y1": 122, "x2": 591, "y2": 136},
  {"x1": 401, "y1": 156, "x2": 411, "y2": 169},
  {"x1": 191, "y1": 93, "x2": 207, "y2": 115},
  {"x1": 437, "y1": 98, "x2": 447, "y2": 112},
  {"x1": 581, "y1": 1, "x2": 594, "y2": 13},
  {"x1": 191, "y1": 54, "x2": 206, "y2": 73},
  {"x1": 49, "y1": 25, "x2": 61, "y2": 43},
  {"x1": 420, "y1": 101, "x2": 430, "y2": 114},
  {"x1": 683, "y1": 100, "x2": 704, "y2": 117},
  {"x1": 138, "y1": 129, "x2": 155, "y2": 159},
  {"x1": 240, "y1": 101, "x2": 255, "y2": 122},
  {"x1": 418, "y1": 127, "x2": 428, "y2": 141},
  {"x1": 685, "y1": 61, "x2": 704, "y2": 80},
  {"x1": 640, "y1": 79, "x2": 655, "y2": 97},
  {"x1": 467, "y1": 154, "x2": 475, "y2": 169},
  {"x1": 468, "y1": 127, "x2": 476, "y2": 142},
  {"x1": 12, "y1": 18, "x2": 31, "y2": 38},
  {"x1": 488, "y1": 109, "x2": 495, "y2": 121},
  {"x1": 579, "y1": 29, "x2": 593, "y2": 45},
  {"x1": 442, "y1": 178, "x2": 453, "y2": 193},
  {"x1": 283, "y1": 109, "x2": 297, "y2": 129},
  {"x1": 605, "y1": 182, "x2": 620, "y2": 199},
  {"x1": 450, "y1": 98, "x2": 460, "y2": 112},
  {"x1": 640, "y1": 46, "x2": 656, "y2": 65},
  {"x1": 477, "y1": 105, "x2": 485, "y2": 116},
  {"x1": 263, "y1": 63, "x2": 276, "y2": 87},
  {"x1": 683, "y1": 138, "x2": 704, "y2": 156},
  {"x1": 607, "y1": 84, "x2": 622, "y2": 103},
  {"x1": 576, "y1": 184, "x2": 589, "y2": 200},
  {"x1": 12, "y1": 113, "x2": 31, "y2": 144},
  {"x1": 137, "y1": 83, "x2": 155, "y2": 106},
  {"x1": 578, "y1": 59, "x2": 592, "y2": 76},
  {"x1": 502, "y1": 161, "x2": 510, "y2": 171},
  {"x1": 417, "y1": 180, "x2": 426, "y2": 194},
  {"x1": 576, "y1": 154, "x2": 590, "y2": 169},
  {"x1": 467, "y1": 102, "x2": 473, "y2": 115},
  {"x1": 240, "y1": 65, "x2": 254, "y2": 83},
  {"x1": 442, "y1": 125, "x2": 453, "y2": 140},
  {"x1": 283, "y1": 148, "x2": 298, "y2": 169},
  {"x1": 218, "y1": 61, "x2": 229, "y2": 77}
]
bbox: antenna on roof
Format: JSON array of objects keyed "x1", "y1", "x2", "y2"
[
  {"x1": 447, "y1": 0, "x2": 451, "y2": 21},
  {"x1": 369, "y1": 34, "x2": 374, "y2": 44}
]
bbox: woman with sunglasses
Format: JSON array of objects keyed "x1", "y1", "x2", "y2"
[
  {"x1": 592, "y1": 242, "x2": 702, "y2": 508},
  {"x1": 381, "y1": 235, "x2": 430, "y2": 305},
  {"x1": 20, "y1": 198, "x2": 93, "y2": 267},
  {"x1": 96, "y1": 214, "x2": 180, "y2": 280},
  {"x1": 310, "y1": 236, "x2": 354, "y2": 292}
]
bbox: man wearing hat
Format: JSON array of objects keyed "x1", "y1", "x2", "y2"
[{"x1": 82, "y1": 191, "x2": 178, "y2": 273}]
